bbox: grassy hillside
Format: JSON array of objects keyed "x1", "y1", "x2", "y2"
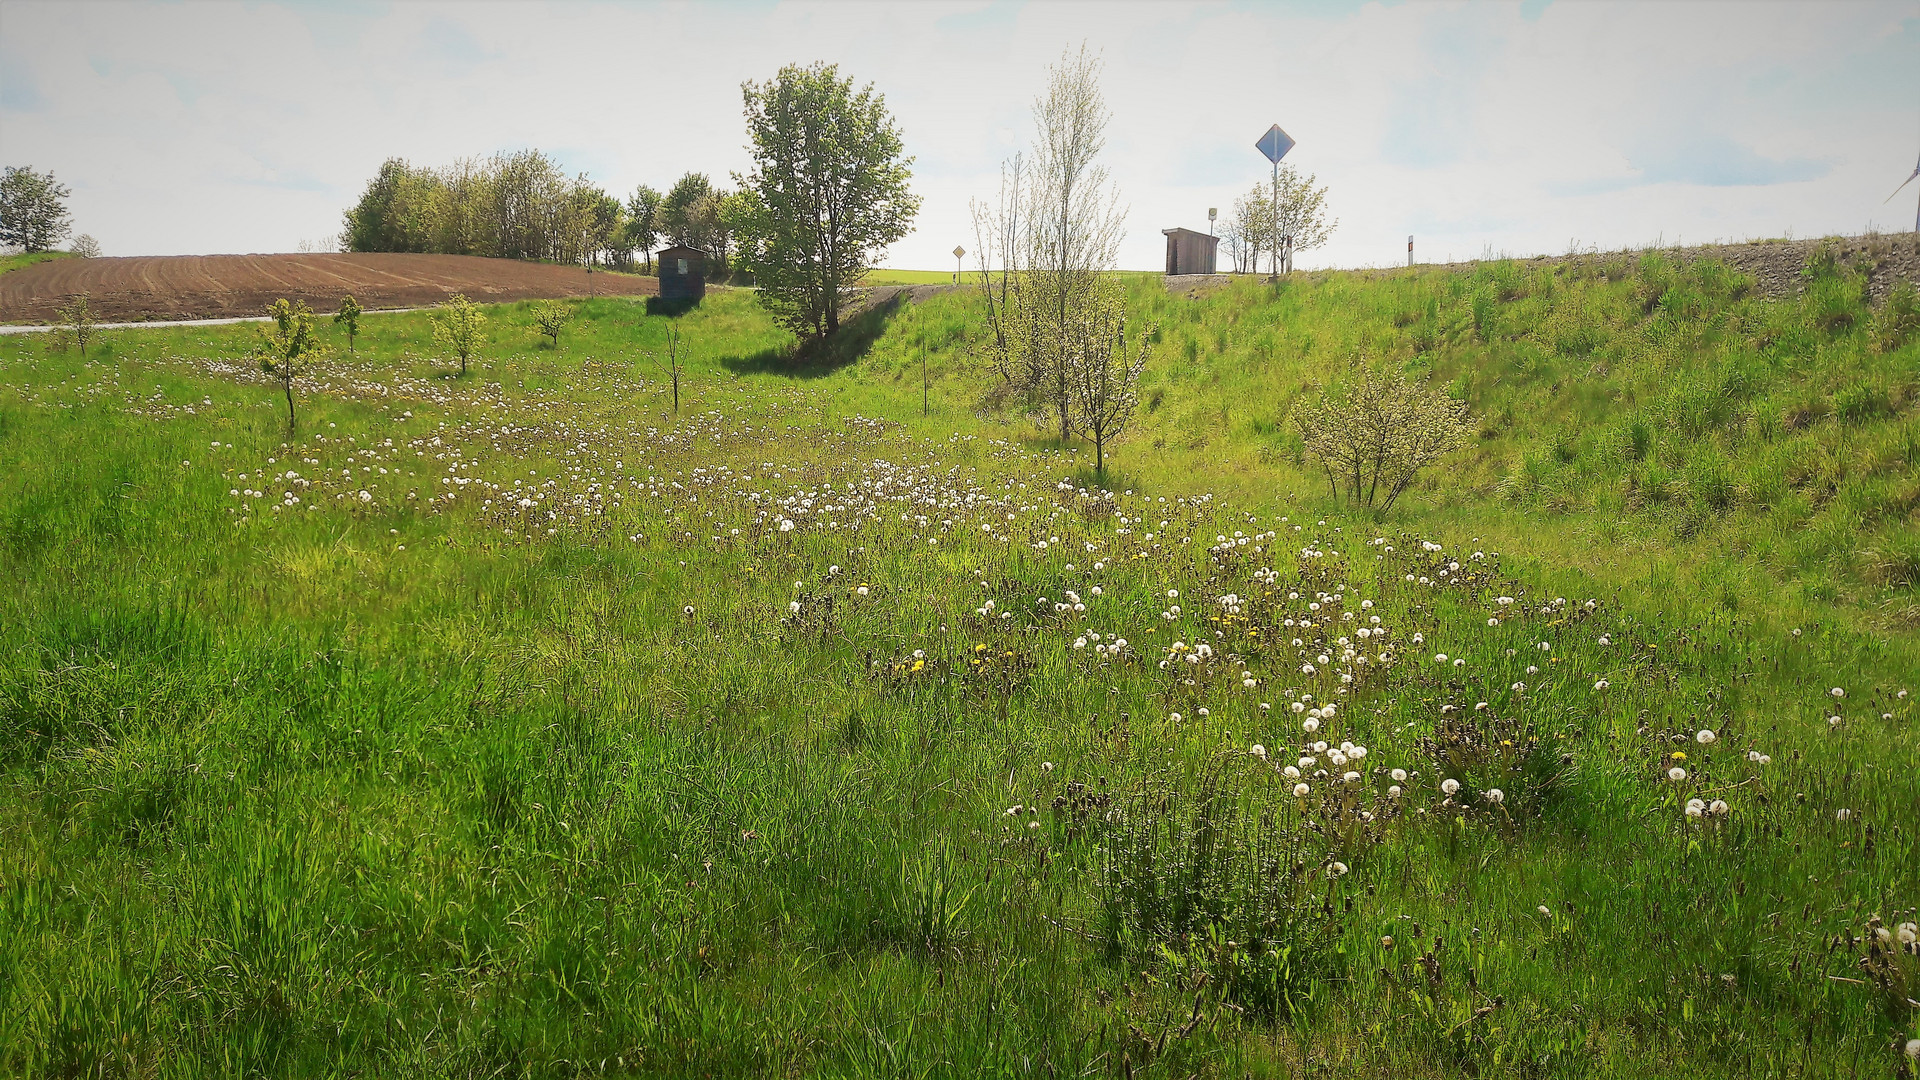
[
  {"x1": 0, "y1": 259, "x2": 1916, "y2": 1077},
  {"x1": 847, "y1": 246, "x2": 1920, "y2": 630},
  {"x1": 0, "y1": 251, "x2": 74, "y2": 276}
]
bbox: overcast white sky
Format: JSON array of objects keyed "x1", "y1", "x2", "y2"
[{"x1": 2, "y1": 0, "x2": 1917, "y2": 270}]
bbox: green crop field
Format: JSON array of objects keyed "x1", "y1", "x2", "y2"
[{"x1": 2, "y1": 248, "x2": 1917, "y2": 1078}]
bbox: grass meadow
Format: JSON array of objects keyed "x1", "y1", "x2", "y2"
[{"x1": 1, "y1": 246, "x2": 1917, "y2": 1077}]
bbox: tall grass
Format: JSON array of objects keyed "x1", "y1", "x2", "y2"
[{"x1": 0, "y1": 257, "x2": 1915, "y2": 1076}]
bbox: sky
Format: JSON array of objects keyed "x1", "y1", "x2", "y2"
[{"x1": 2, "y1": 0, "x2": 1918, "y2": 272}]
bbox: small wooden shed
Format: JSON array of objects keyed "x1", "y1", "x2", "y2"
[
  {"x1": 1162, "y1": 228, "x2": 1219, "y2": 276},
  {"x1": 657, "y1": 244, "x2": 710, "y2": 302}
]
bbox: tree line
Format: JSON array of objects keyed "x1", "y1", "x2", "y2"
[
  {"x1": 339, "y1": 62, "x2": 922, "y2": 348},
  {"x1": 341, "y1": 152, "x2": 735, "y2": 275}
]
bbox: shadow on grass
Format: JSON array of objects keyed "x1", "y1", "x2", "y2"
[
  {"x1": 644, "y1": 296, "x2": 700, "y2": 319},
  {"x1": 719, "y1": 291, "x2": 906, "y2": 379},
  {"x1": 1067, "y1": 464, "x2": 1145, "y2": 495}
]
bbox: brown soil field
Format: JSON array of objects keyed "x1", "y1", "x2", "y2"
[{"x1": 0, "y1": 252, "x2": 657, "y2": 324}]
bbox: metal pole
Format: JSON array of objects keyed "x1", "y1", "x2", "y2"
[{"x1": 1271, "y1": 158, "x2": 1279, "y2": 279}]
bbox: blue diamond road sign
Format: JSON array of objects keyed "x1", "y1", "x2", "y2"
[{"x1": 1256, "y1": 124, "x2": 1295, "y2": 164}]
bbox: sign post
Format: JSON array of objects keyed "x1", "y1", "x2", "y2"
[
  {"x1": 953, "y1": 245, "x2": 966, "y2": 286},
  {"x1": 1408, "y1": 235, "x2": 1414, "y2": 268},
  {"x1": 1255, "y1": 124, "x2": 1294, "y2": 279}
]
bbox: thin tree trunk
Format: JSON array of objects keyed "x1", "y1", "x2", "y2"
[{"x1": 284, "y1": 379, "x2": 295, "y2": 427}]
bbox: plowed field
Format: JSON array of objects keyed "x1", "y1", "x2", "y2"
[{"x1": 0, "y1": 252, "x2": 657, "y2": 323}]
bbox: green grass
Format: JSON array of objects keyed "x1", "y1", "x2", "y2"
[
  {"x1": 0, "y1": 251, "x2": 74, "y2": 275},
  {"x1": 1, "y1": 259, "x2": 1917, "y2": 1077},
  {"x1": 864, "y1": 267, "x2": 960, "y2": 285}
]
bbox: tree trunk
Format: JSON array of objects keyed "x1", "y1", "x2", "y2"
[{"x1": 284, "y1": 379, "x2": 295, "y2": 428}]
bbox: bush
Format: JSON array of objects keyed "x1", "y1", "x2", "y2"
[
  {"x1": 1097, "y1": 761, "x2": 1355, "y2": 1017},
  {"x1": 1616, "y1": 417, "x2": 1654, "y2": 463},
  {"x1": 1295, "y1": 364, "x2": 1471, "y2": 513},
  {"x1": 1872, "y1": 281, "x2": 1920, "y2": 353},
  {"x1": 1415, "y1": 708, "x2": 1575, "y2": 822},
  {"x1": 1833, "y1": 382, "x2": 1893, "y2": 423},
  {"x1": 1687, "y1": 455, "x2": 1737, "y2": 513}
]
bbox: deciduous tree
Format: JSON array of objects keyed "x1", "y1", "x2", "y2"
[
  {"x1": 334, "y1": 294, "x2": 362, "y2": 353},
  {"x1": 532, "y1": 300, "x2": 568, "y2": 348},
  {"x1": 972, "y1": 45, "x2": 1127, "y2": 444},
  {"x1": 431, "y1": 294, "x2": 486, "y2": 375},
  {"x1": 661, "y1": 173, "x2": 727, "y2": 257},
  {"x1": 730, "y1": 62, "x2": 920, "y2": 340},
  {"x1": 626, "y1": 185, "x2": 662, "y2": 272},
  {"x1": 1063, "y1": 277, "x2": 1150, "y2": 476},
  {"x1": 0, "y1": 166, "x2": 73, "y2": 253},
  {"x1": 256, "y1": 298, "x2": 328, "y2": 429},
  {"x1": 53, "y1": 294, "x2": 97, "y2": 360},
  {"x1": 1270, "y1": 167, "x2": 1335, "y2": 271},
  {"x1": 69, "y1": 234, "x2": 101, "y2": 258}
]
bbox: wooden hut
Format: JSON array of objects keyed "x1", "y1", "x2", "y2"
[
  {"x1": 1161, "y1": 228, "x2": 1219, "y2": 276},
  {"x1": 657, "y1": 244, "x2": 710, "y2": 302}
]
